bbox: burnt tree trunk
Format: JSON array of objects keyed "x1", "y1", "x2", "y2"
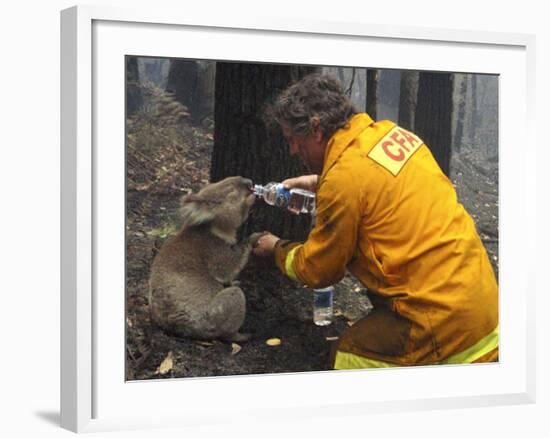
[
  {"x1": 126, "y1": 56, "x2": 143, "y2": 116},
  {"x1": 337, "y1": 67, "x2": 346, "y2": 85},
  {"x1": 415, "y1": 72, "x2": 453, "y2": 176},
  {"x1": 166, "y1": 59, "x2": 215, "y2": 124},
  {"x1": 211, "y1": 62, "x2": 318, "y2": 241},
  {"x1": 366, "y1": 69, "x2": 379, "y2": 120},
  {"x1": 471, "y1": 74, "x2": 479, "y2": 136},
  {"x1": 453, "y1": 74, "x2": 468, "y2": 152},
  {"x1": 398, "y1": 70, "x2": 419, "y2": 131}
]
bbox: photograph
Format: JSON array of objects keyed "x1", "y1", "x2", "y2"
[{"x1": 124, "y1": 57, "x2": 500, "y2": 381}]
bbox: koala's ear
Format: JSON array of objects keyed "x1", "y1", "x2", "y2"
[{"x1": 180, "y1": 194, "x2": 216, "y2": 227}]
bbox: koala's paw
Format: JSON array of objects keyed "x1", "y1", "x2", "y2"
[{"x1": 248, "y1": 231, "x2": 269, "y2": 247}]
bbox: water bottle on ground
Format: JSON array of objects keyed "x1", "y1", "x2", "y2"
[
  {"x1": 253, "y1": 182, "x2": 315, "y2": 215},
  {"x1": 312, "y1": 286, "x2": 334, "y2": 326}
]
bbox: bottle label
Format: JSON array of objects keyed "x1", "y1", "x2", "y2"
[{"x1": 274, "y1": 184, "x2": 291, "y2": 209}]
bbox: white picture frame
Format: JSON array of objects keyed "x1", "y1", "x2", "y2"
[{"x1": 60, "y1": 4, "x2": 536, "y2": 433}]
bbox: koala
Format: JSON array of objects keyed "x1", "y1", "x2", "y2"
[{"x1": 149, "y1": 176, "x2": 262, "y2": 342}]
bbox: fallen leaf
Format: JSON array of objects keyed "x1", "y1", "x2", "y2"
[
  {"x1": 231, "y1": 343, "x2": 242, "y2": 355},
  {"x1": 266, "y1": 338, "x2": 281, "y2": 346},
  {"x1": 354, "y1": 287, "x2": 362, "y2": 292},
  {"x1": 146, "y1": 224, "x2": 178, "y2": 239},
  {"x1": 195, "y1": 340, "x2": 214, "y2": 347},
  {"x1": 156, "y1": 351, "x2": 174, "y2": 375},
  {"x1": 325, "y1": 336, "x2": 339, "y2": 341}
]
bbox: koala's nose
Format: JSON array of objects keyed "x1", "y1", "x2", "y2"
[{"x1": 242, "y1": 178, "x2": 253, "y2": 191}]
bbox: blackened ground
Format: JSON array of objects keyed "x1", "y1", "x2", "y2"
[{"x1": 451, "y1": 148, "x2": 499, "y2": 279}]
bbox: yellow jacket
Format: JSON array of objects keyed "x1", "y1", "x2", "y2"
[{"x1": 274, "y1": 113, "x2": 498, "y2": 366}]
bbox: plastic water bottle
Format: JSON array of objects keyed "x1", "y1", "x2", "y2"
[
  {"x1": 253, "y1": 182, "x2": 315, "y2": 215},
  {"x1": 312, "y1": 286, "x2": 334, "y2": 326}
]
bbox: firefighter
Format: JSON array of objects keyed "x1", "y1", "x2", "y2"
[{"x1": 253, "y1": 73, "x2": 498, "y2": 368}]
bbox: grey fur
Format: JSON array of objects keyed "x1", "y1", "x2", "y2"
[{"x1": 149, "y1": 176, "x2": 263, "y2": 342}]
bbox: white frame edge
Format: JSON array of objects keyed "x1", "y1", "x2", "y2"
[
  {"x1": 525, "y1": 31, "x2": 537, "y2": 404},
  {"x1": 60, "y1": 4, "x2": 537, "y2": 433},
  {"x1": 61, "y1": 5, "x2": 94, "y2": 433}
]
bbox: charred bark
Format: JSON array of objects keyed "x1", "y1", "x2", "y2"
[
  {"x1": 398, "y1": 70, "x2": 419, "y2": 131},
  {"x1": 415, "y1": 72, "x2": 454, "y2": 176},
  {"x1": 166, "y1": 59, "x2": 215, "y2": 124},
  {"x1": 126, "y1": 56, "x2": 143, "y2": 116},
  {"x1": 366, "y1": 69, "x2": 379, "y2": 120}
]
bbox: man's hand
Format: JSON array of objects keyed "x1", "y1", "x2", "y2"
[
  {"x1": 282, "y1": 174, "x2": 319, "y2": 193},
  {"x1": 252, "y1": 232, "x2": 280, "y2": 257},
  {"x1": 248, "y1": 231, "x2": 269, "y2": 247}
]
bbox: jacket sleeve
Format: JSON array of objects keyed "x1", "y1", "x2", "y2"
[{"x1": 274, "y1": 168, "x2": 363, "y2": 288}]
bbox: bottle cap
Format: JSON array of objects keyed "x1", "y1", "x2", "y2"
[{"x1": 252, "y1": 184, "x2": 264, "y2": 197}]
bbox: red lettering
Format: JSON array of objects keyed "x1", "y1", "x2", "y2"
[
  {"x1": 382, "y1": 141, "x2": 405, "y2": 161},
  {"x1": 390, "y1": 131, "x2": 410, "y2": 152},
  {"x1": 397, "y1": 128, "x2": 420, "y2": 147}
]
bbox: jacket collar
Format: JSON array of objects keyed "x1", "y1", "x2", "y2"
[{"x1": 321, "y1": 113, "x2": 374, "y2": 180}]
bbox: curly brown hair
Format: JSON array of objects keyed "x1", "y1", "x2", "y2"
[{"x1": 264, "y1": 73, "x2": 358, "y2": 140}]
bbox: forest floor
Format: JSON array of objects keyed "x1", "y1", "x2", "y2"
[{"x1": 125, "y1": 114, "x2": 499, "y2": 381}]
